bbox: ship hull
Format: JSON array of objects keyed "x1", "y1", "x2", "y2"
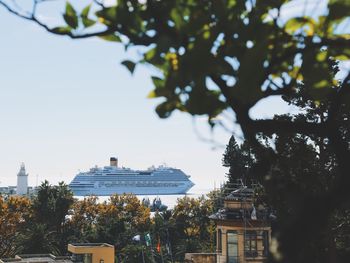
[{"x1": 71, "y1": 183, "x2": 194, "y2": 196}]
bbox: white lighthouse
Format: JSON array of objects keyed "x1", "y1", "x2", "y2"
[{"x1": 17, "y1": 163, "x2": 28, "y2": 195}]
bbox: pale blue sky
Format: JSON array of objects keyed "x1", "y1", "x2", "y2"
[
  {"x1": 0, "y1": 5, "x2": 232, "y2": 189},
  {"x1": 0, "y1": 0, "x2": 337, "y2": 191}
]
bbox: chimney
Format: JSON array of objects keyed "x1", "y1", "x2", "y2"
[{"x1": 110, "y1": 157, "x2": 118, "y2": 167}]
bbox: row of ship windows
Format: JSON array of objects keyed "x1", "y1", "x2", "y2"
[
  {"x1": 74, "y1": 181, "x2": 185, "y2": 184},
  {"x1": 76, "y1": 176, "x2": 186, "y2": 180},
  {"x1": 98, "y1": 181, "x2": 183, "y2": 186},
  {"x1": 71, "y1": 183, "x2": 182, "y2": 188},
  {"x1": 84, "y1": 172, "x2": 178, "y2": 175},
  {"x1": 72, "y1": 178, "x2": 188, "y2": 184},
  {"x1": 100, "y1": 183, "x2": 181, "y2": 187}
]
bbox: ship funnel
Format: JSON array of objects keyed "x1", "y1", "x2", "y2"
[{"x1": 110, "y1": 157, "x2": 118, "y2": 167}]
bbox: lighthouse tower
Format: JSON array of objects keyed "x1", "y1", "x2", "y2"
[{"x1": 17, "y1": 163, "x2": 28, "y2": 195}]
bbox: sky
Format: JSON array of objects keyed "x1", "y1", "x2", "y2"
[
  {"x1": 0, "y1": 4, "x2": 232, "y2": 190},
  {"x1": 0, "y1": 0, "x2": 336, "y2": 192}
]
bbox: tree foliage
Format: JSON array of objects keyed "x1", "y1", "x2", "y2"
[
  {"x1": 28, "y1": 181, "x2": 74, "y2": 254},
  {"x1": 170, "y1": 196, "x2": 215, "y2": 260},
  {"x1": 0, "y1": 195, "x2": 32, "y2": 257},
  {"x1": 0, "y1": 183, "x2": 218, "y2": 262},
  {"x1": 265, "y1": 86, "x2": 350, "y2": 263},
  {"x1": 1, "y1": 1, "x2": 349, "y2": 123},
  {"x1": 1, "y1": 1, "x2": 350, "y2": 262},
  {"x1": 222, "y1": 85, "x2": 350, "y2": 262},
  {"x1": 222, "y1": 136, "x2": 257, "y2": 187},
  {"x1": 32, "y1": 181, "x2": 74, "y2": 229},
  {"x1": 0, "y1": 182, "x2": 74, "y2": 256}
]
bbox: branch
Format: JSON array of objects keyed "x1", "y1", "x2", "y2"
[
  {"x1": 0, "y1": 1, "x2": 32, "y2": 20},
  {"x1": 321, "y1": 37, "x2": 350, "y2": 48},
  {"x1": 32, "y1": 16, "x2": 117, "y2": 39},
  {"x1": 0, "y1": 0, "x2": 116, "y2": 39},
  {"x1": 210, "y1": 73, "x2": 328, "y2": 138},
  {"x1": 93, "y1": 0, "x2": 105, "y2": 8},
  {"x1": 210, "y1": 75, "x2": 244, "y2": 111},
  {"x1": 262, "y1": 86, "x2": 289, "y2": 98}
]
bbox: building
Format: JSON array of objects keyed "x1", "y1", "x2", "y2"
[
  {"x1": 210, "y1": 187, "x2": 272, "y2": 263},
  {"x1": 0, "y1": 186, "x2": 16, "y2": 195},
  {"x1": 16, "y1": 163, "x2": 28, "y2": 195},
  {"x1": 0, "y1": 243, "x2": 115, "y2": 263},
  {"x1": 68, "y1": 243, "x2": 114, "y2": 263},
  {"x1": 186, "y1": 185, "x2": 273, "y2": 263},
  {"x1": 0, "y1": 254, "x2": 72, "y2": 263}
]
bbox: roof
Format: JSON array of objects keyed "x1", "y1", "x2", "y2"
[
  {"x1": 209, "y1": 207, "x2": 272, "y2": 221},
  {"x1": 225, "y1": 187, "x2": 254, "y2": 201},
  {"x1": 0, "y1": 254, "x2": 72, "y2": 263},
  {"x1": 69, "y1": 243, "x2": 113, "y2": 248},
  {"x1": 210, "y1": 186, "x2": 275, "y2": 222}
]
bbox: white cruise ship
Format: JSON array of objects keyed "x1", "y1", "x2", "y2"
[{"x1": 69, "y1": 157, "x2": 195, "y2": 196}]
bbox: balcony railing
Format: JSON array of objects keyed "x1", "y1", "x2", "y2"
[{"x1": 227, "y1": 256, "x2": 240, "y2": 263}]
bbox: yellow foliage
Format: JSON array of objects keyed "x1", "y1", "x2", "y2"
[{"x1": 0, "y1": 195, "x2": 32, "y2": 257}]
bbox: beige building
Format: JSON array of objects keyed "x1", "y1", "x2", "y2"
[
  {"x1": 211, "y1": 187, "x2": 272, "y2": 263},
  {"x1": 186, "y1": 186, "x2": 272, "y2": 263},
  {"x1": 68, "y1": 243, "x2": 114, "y2": 263}
]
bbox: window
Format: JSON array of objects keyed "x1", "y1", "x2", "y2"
[
  {"x1": 244, "y1": 231, "x2": 258, "y2": 258},
  {"x1": 83, "y1": 254, "x2": 92, "y2": 263},
  {"x1": 217, "y1": 229, "x2": 222, "y2": 253},
  {"x1": 227, "y1": 231, "x2": 239, "y2": 263},
  {"x1": 263, "y1": 231, "x2": 269, "y2": 256},
  {"x1": 71, "y1": 254, "x2": 83, "y2": 263}
]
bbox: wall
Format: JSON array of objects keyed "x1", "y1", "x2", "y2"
[
  {"x1": 184, "y1": 253, "x2": 216, "y2": 263},
  {"x1": 68, "y1": 244, "x2": 114, "y2": 263},
  {"x1": 216, "y1": 224, "x2": 271, "y2": 263}
]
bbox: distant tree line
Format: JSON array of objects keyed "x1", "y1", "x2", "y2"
[{"x1": 0, "y1": 182, "x2": 218, "y2": 263}]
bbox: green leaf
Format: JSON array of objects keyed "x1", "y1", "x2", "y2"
[
  {"x1": 147, "y1": 90, "x2": 157, "y2": 98},
  {"x1": 98, "y1": 34, "x2": 121, "y2": 42},
  {"x1": 95, "y1": 7, "x2": 117, "y2": 25},
  {"x1": 51, "y1": 26, "x2": 72, "y2": 34},
  {"x1": 81, "y1": 4, "x2": 91, "y2": 18},
  {"x1": 121, "y1": 60, "x2": 136, "y2": 74},
  {"x1": 185, "y1": 87, "x2": 226, "y2": 117},
  {"x1": 314, "y1": 80, "x2": 329, "y2": 89},
  {"x1": 155, "y1": 101, "x2": 178, "y2": 118},
  {"x1": 333, "y1": 54, "x2": 349, "y2": 60},
  {"x1": 81, "y1": 4, "x2": 96, "y2": 28},
  {"x1": 170, "y1": 8, "x2": 184, "y2": 29},
  {"x1": 316, "y1": 51, "x2": 327, "y2": 62},
  {"x1": 151, "y1": 77, "x2": 165, "y2": 89},
  {"x1": 145, "y1": 48, "x2": 156, "y2": 61},
  {"x1": 64, "y1": 2, "x2": 78, "y2": 29},
  {"x1": 148, "y1": 77, "x2": 172, "y2": 98},
  {"x1": 82, "y1": 17, "x2": 96, "y2": 28}
]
